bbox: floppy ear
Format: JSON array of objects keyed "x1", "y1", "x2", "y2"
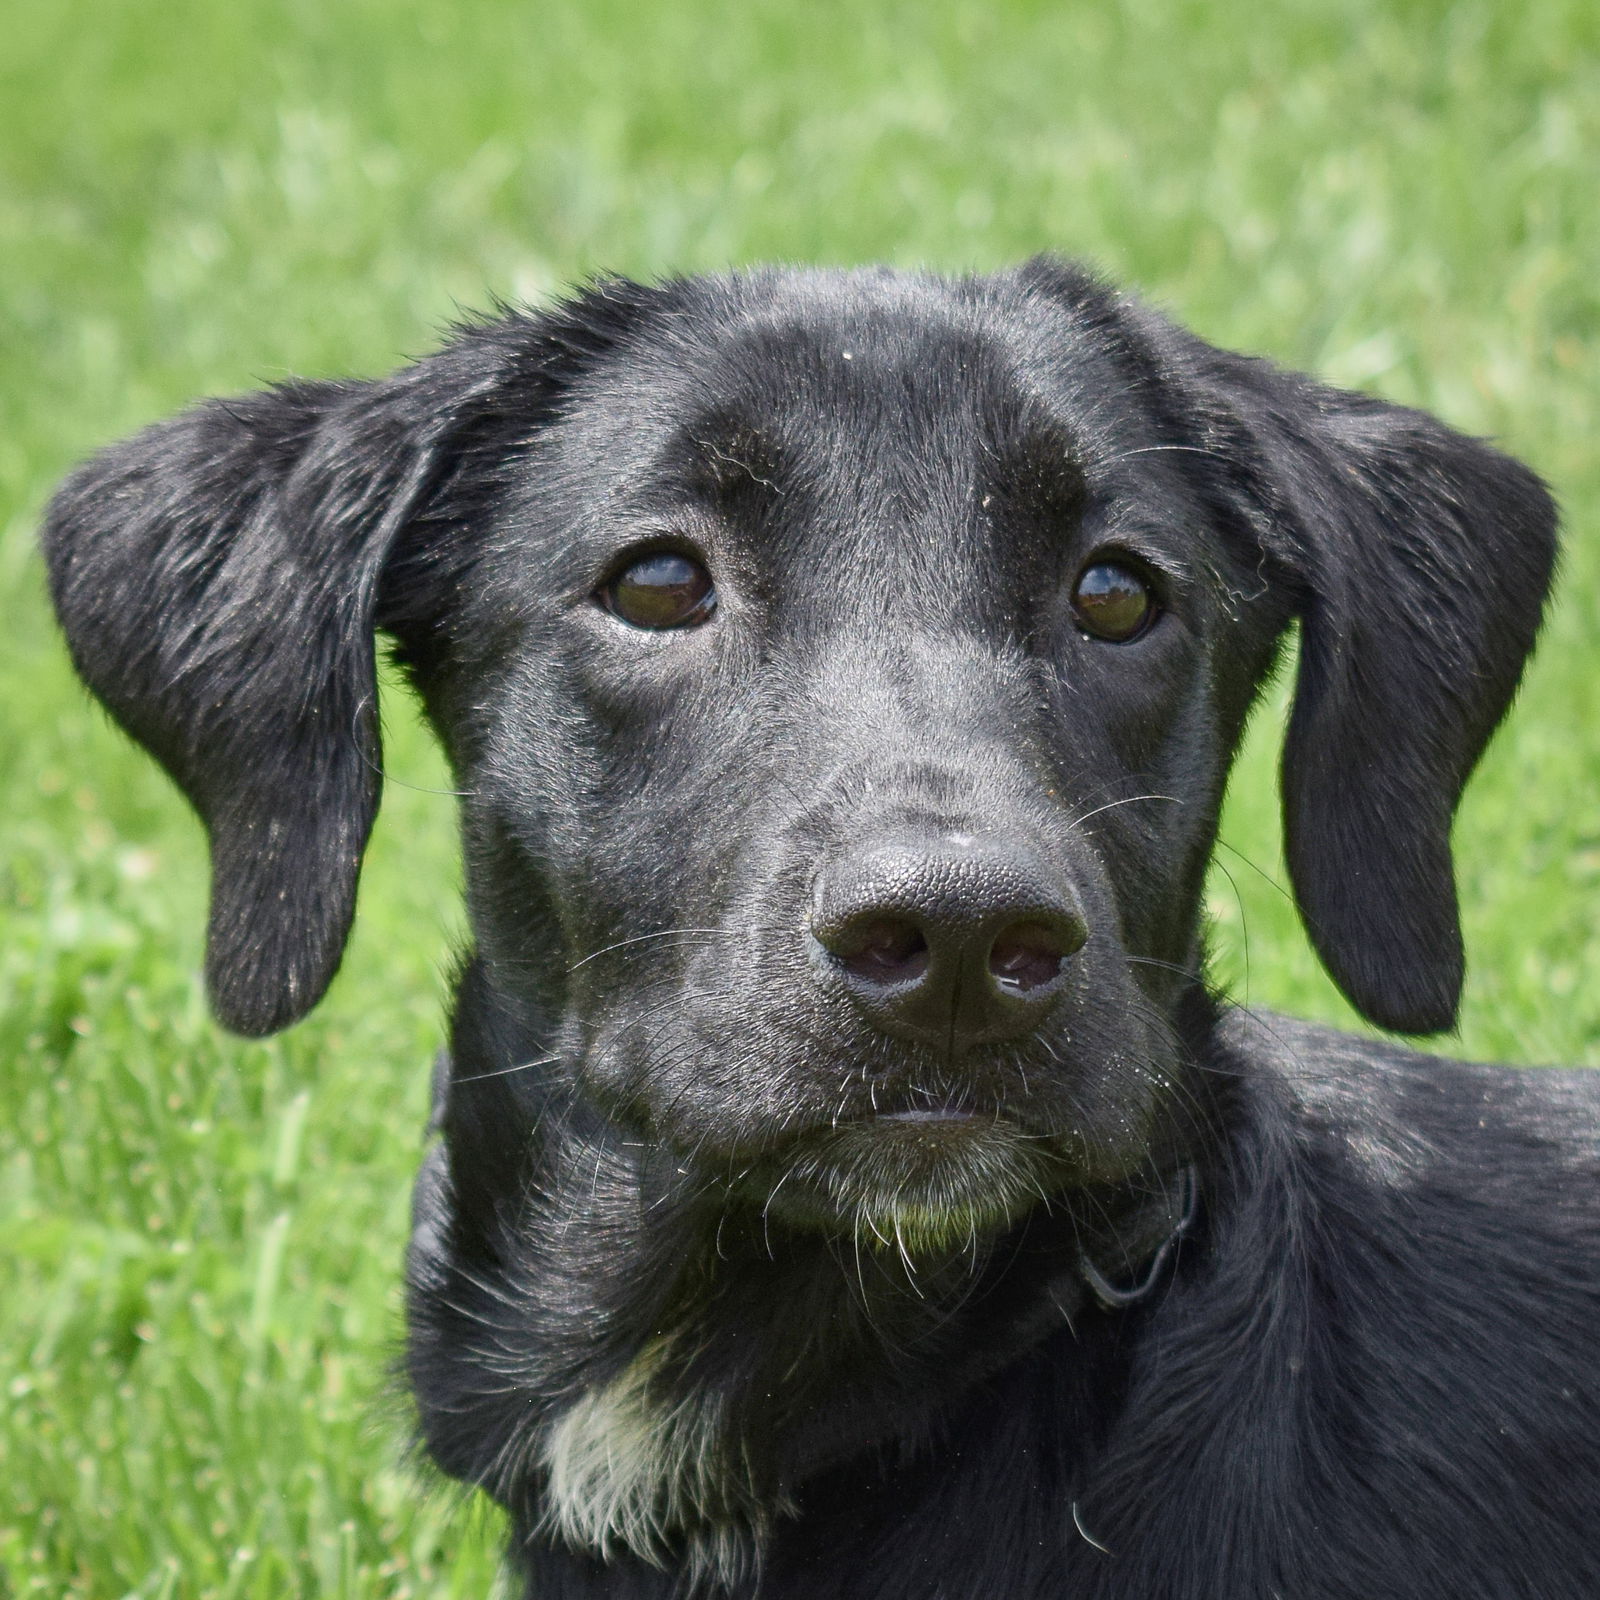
[
  {"x1": 42, "y1": 347, "x2": 504, "y2": 1036},
  {"x1": 1162, "y1": 330, "x2": 1558, "y2": 1034}
]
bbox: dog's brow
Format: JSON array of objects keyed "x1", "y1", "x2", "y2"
[
  {"x1": 685, "y1": 421, "x2": 785, "y2": 497},
  {"x1": 981, "y1": 414, "x2": 1089, "y2": 497}
]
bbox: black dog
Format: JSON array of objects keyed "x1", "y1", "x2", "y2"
[{"x1": 44, "y1": 260, "x2": 1600, "y2": 1598}]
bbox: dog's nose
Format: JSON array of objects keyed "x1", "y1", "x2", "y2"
[{"x1": 810, "y1": 835, "x2": 1088, "y2": 1047}]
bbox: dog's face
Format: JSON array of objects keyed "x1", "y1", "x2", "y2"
[
  {"x1": 444, "y1": 272, "x2": 1285, "y2": 1244},
  {"x1": 43, "y1": 261, "x2": 1555, "y2": 1251}
]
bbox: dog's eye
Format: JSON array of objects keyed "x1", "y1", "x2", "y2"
[
  {"x1": 600, "y1": 552, "x2": 718, "y2": 630},
  {"x1": 1070, "y1": 560, "x2": 1156, "y2": 642}
]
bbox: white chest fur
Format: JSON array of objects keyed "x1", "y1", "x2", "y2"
[{"x1": 540, "y1": 1337, "x2": 768, "y2": 1585}]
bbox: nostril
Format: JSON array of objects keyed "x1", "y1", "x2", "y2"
[
  {"x1": 811, "y1": 839, "x2": 1088, "y2": 1039},
  {"x1": 987, "y1": 920, "x2": 1078, "y2": 995},
  {"x1": 834, "y1": 918, "x2": 930, "y2": 987}
]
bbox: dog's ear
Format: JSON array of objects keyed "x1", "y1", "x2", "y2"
[
  {"x1": 44, "y1": 281, "x2": 672, "y2": 1037},
  {"x1": 41, "y1": 343, "x2": 509, "y2": 1036},
  {"x1": 1155, "y1": 324, "x2": 1558, "y2": 1034}
]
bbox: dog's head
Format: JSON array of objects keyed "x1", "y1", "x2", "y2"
[{"x1": 44, "y1": 261, "x2": 1556, "y2": 1248}]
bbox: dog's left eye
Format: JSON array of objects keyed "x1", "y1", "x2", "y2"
[
  {"x1": 1070, "y1": 560, "x2": 1157, "y2": 642},
  {"x1": 599, "y1": 552, "x2": 718, "y2": 630}
]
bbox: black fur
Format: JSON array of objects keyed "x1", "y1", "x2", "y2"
[{"x1": 45, "y1": 262, "x2": 1599, "y2": 1598}]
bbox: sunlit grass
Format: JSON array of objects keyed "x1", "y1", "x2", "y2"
[{"x1": 2, "y1": 0, "x2": 1596, "y2": 1591}]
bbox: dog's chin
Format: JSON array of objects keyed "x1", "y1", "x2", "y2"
[{"x1": 745, "y1": 1113, "x2": 1057, "y2": 1255}]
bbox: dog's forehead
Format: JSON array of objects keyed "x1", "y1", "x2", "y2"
[
  {"x1": 554, "y1": 269, "x2": 1164, "y2": 496},
  {"x1": 724, "y1": 274, "x2": 1150, "y2": 458}
]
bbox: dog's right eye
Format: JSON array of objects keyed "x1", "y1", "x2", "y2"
[
  {"x1": 1070, "y1": 559, "x2": 1157, "y2": 643},
  {"x1": 599, "y1": 552, "x2": 718, "y2": 630}
]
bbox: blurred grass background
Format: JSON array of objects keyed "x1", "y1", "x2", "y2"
[{"x1": 1, "y1": 0, "x2": 1596, "y2": 1592}]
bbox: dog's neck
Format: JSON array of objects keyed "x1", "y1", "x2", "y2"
[
  {"x1": 427, "y1": 961, "x2": 1216, "y2": 1579},
  {"x1": 525, "y1": 1139, "x2": 1191, "y2": 1583}
]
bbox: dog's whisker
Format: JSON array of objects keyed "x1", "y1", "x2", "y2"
[
  {"x1": 348, "y1": 691, "x2": 477, "y2": 797},
  {"x1": 452, "y1": 1051, "x2": 564, "y2": 1084},
  {"x1": 1095, "y1": 442, "x2": 1229, "y2": 470},
  {"x1": 1068, "y1": 793, "x2": 1182, "y2": 829},
  {"x1": 567, "y1": 928, "x2": 748, "y2": 973},
  {"x1": 1212, "y1": 836, "x2": 1296, "y2": 906}
]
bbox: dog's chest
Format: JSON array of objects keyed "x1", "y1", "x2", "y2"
[{"x1": 540, "y1": 1337, "x2": 773, "y2": 1589}]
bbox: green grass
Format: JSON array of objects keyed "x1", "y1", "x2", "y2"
[{"x1": 2, "y1": 0, "x2": 1597, "y2": 1591}]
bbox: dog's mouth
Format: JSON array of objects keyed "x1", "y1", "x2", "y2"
[
  {"x1": 875, "y1": 1107, "x2": 984, "y2": 1125},
  {"x1": 730, "y1": 1106, "x2": 1063, "y2": 1253}
]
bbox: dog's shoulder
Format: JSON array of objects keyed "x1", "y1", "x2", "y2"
[
  {"x1": 1216, "y1": 1006, "x2": 1600, "y2": 1195},
  {"x1": 1063, "y1": 1012, "x2": 1600, "y2": 1595}
]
